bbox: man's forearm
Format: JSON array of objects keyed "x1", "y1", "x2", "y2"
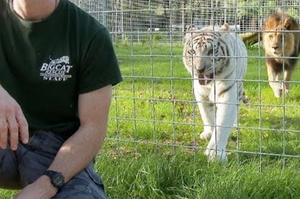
[
  {"x1": 45, "y1": 85, "x2": 111, "y2": 184},
  {"x1": 47, "y1": 125, "x2": 106, "y2": 183},
  {"x1": 15, "y1": 86, "x2": 112, "y2": 199}
]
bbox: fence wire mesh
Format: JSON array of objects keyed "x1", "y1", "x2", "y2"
[{"x1": 72, "y1": 0, "x2": 300, "y2": 164}]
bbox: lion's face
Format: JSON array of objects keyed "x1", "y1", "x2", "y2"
[
  {"x1": 262, "y1": 13, "x2": 299, "y2": 58},
  {"x1": 263, "y1": 31, "x2": 295, "y2": 57}
]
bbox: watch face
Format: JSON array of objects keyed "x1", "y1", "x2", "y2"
[
  {"x1": 44, "y1": 170, "x2": 65, "y2": 188},
  {"x1": 52, "y1": 173, "x2": 65, "y2": 187}
]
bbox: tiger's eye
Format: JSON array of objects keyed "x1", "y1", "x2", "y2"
[{"x1": 189, "y1": 49, "x2": 196, "y2": 54}]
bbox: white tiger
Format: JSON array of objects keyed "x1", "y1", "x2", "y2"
[{"x1": 182, "y1": 24, "x2": 248, "y2": 162}]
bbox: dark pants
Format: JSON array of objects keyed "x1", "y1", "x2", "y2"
[{"x1": 0, "y1": 130, "x2": 107, "y2": 199}]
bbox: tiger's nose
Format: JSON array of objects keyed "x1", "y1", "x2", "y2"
[{"x1": 198, "y1": 68, "x2": 205, "y2": 73}]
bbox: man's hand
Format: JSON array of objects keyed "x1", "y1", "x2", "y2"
[
  {"x1": 13, "y1": 175, "x2": 57, "y2": 199},
  {"x1": 0, "y1": 86, "x2": 29, "y2": 150}
]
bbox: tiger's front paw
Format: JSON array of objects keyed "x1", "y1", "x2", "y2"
[
  {"x1": 200, "y1": 131, "x2": 212, "y2": 140},
  {"x1": 204, "y1": 148, "x2": 228, "y2": 163}
]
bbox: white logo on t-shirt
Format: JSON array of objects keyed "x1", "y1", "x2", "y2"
[{"x1": 40, "y1": 56, "x2": 73, "y2": 81}]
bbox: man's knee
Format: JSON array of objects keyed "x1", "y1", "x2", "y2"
[
  {"x1": 52, "y1": 164, "x2": 106, "y2": 199},
  {"x1": 0, "y1": 148, "x2": 22, "y2": 189},
  {"x1": 52, "y1": 183, "x2": 106, "y2": 199}
]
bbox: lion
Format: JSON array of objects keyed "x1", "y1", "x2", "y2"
[{"x1": 262, "y1": 12, "x2": 300, "y2": 98}]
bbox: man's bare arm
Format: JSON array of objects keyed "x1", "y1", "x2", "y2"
[
  {"x1": 49, "y1": 85, "x2": 112, "y2": 182},
  {"x1": 15, "y1": 85, "x2": 112, "y2": 199}
]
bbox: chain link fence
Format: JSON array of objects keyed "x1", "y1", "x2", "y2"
[
  {"x1": 71, "y1": 0, "x2": 300, "y2": 162},
  {"x1": 72, "y1": 0, "x2": 300, "y2": 42}
]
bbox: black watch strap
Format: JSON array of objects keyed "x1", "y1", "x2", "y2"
[{"x1": 43, "y1": 170, "x2": 65, "y2": 189}]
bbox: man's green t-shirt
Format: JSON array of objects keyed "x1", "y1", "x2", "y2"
[{"x1": 0, "y1": 0, "x2": 122, "y2": 138}]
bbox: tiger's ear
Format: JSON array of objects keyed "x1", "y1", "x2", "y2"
[
  {"x1": 220, "y1": 23, "x2": 229, "y2": 31},
  {"x1": 185, "y1": 25, "x2": 197, "y2": 32},
  {"x1": 184, "y1": 25, "x2": 197, "y2": 42}
]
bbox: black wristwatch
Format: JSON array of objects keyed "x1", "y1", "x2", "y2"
[{"x1": 43, "y1": 170, "x2": 65, "y2": 189}]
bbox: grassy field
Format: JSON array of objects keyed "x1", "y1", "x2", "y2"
[{"x1": 1, "y1": 43, "x2": 300, "y2": 199}]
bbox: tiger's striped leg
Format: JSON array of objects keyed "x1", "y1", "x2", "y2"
[
  {"x1": 204, "y1": 89, "x2": 238, "y2": 162},
  {"x1": 194, "y1": 90, "x2": 214, "y2": 140},
  {"x1": 198, "y1": 102, "x2": 215, "y2": 140}
]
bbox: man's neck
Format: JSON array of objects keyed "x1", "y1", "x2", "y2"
[{"x1": 12, "y1": 0, "x2": 59, "y2": 21}]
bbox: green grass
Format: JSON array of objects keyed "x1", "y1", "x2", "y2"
[{"x1": 2, "y1": 43, "x2": 300, "y2": 198}]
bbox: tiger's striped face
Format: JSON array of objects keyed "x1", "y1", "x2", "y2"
[{"x1": 183, "y1": 25, "x2": 229, "y2": 85}]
